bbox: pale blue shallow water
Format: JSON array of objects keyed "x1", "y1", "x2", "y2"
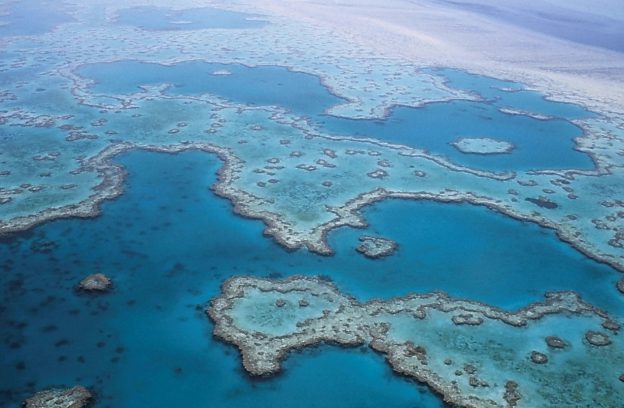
[
  {"x1": 0, "y1": 150, "x2": 620, "y2": 406},
  {"x1": 319, "y1": 68, "x2": 596, "y2": 171},
  {"x1": 317, "y1": 102, "x2": 592, "y2": 172},
  {"x1": 78, "y1": 61, "x2": 341, "y2": 118},
  {"x1": 114, "y1": 6, "x2": 268, "y2": 31},
  {"x1": 422, "y1": 68, "x2": 595, "y2": 120},
  {"x1": 433, "y1": 0, "x2": 624, "y2": 53},
  {"x1": 78, "y1": 60, "x2": 596, "y2": 172},
  {"x1": 0, "y1": 0, "x2": 74, "y2": 37}
]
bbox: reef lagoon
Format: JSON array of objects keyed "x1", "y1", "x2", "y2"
[{"x1": 2, "y1": 1, "x2": 624, "y2": 407}]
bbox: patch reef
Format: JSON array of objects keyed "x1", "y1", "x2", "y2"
[
  {"x1": 209, "y1": 276, "x2": 624, "y2": 408},
  {"x1": 22, "y1": 386, "x2": 92, "y2": 408},
  {"x1": 355, "y1": 235, "x2": 398, "y2": 258}
]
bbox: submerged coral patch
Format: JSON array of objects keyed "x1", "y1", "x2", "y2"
[
  {"x1": 355, "y1": 235, "x2": 397, "y2": 258},
  {"x1": 23, "y1": 386, "x2": 92, "y2": 408},
  {"x1": 451, "y1": 137, "x2": 515, "y2": 155}
]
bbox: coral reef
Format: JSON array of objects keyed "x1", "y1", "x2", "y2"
[
  {"x1": 208, "y1": 276, "x2": 624, "y2": 407},
  {"x1": 355, "y1": 235, "x2": 397, "y2": 258},
  {"x1": 451, "y1": 137, "x2": 515, "y2": 155},
  {"x1": 22, "y1": 386, "x2": 92, "y2": 408},
  {"x1": 77, "y1": 273, "x2": 112, "y2": 293}
]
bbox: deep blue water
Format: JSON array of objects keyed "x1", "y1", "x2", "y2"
[
  {"x1": 0, "y1": 0, "x2": 74, "y2": 37},
  {"x1": 77, "y1": 60, "x2": 596, "y2": 172},
  {"x1": 332, "y1": 199, "x2": 622, "y2": 314},
  {"x1": 114, "y1": 6, "x2": 268, "y2": 31},
  {"x1": 0, "y1": 150, "x2": 620, "y2": 406},
  {"x1": 0, "y1": 151, "x2": 444, "y2": 408}
]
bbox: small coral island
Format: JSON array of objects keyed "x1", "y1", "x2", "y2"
[
  {"x1": 23, "y1": 386, "x2": 92, "y2": 408},
  {"x1": 356, "y1": 235, "x2": 397, "y2": 258},
  {"x1": 76, "y1": 273, "x2": 112, "y2": 293},
  {"x1": 451, "y1": 137, "x2": 515, "y2": 155},
  {"x1": 208, "y1": 276, "x2": 623, "y2": 408}
]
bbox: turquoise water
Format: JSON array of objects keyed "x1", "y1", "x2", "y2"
[
  {"x1": 0, "y1": 0, "x2": 74, "y2": 37},
  {"x1": 318, "y1": 68, "x2": 596, "y2": 171},
  {"x1": 0, "y1": 151, "x2": 442, "y2": 407},
  {"x1": 115, "y1": 6, "x2": 268, "y2": 31},
  {"x1": 425, "y1": 68, "x2": 595, "y2": 120},
  {"x1": 317, "y1": 102, "x2": 593, "y2": 171},
  {"x1": 78, "y1": 61, "x2": 343, "y2": 118},
  {"x1": 331, "y1": 199, "x2": 623, "y2": 314},
  {"x1": 0, "y1": 150, "x2": 620, "y2": 406},
  {"x1": 0, "y1": 65, "x2": 41, "y2": 86},
  {"x1": 78, "y1": 60, "x2": 595, "y2": 172}
]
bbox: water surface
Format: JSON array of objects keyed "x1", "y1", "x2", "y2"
[
  {"x1": 0, "y1": 0, "x2": 74, "y2": 37},
  {"x1": 433, "y1": 0, "x2": 624, "y2": 53},
  {"x1": 115, "y1": 6, "x2": 268, "y2": 31},
  {"x1": 78, "y1": 61, "x2": 596, "y2": 172}
]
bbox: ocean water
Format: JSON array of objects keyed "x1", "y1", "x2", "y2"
[
  {"x1": 316, "y1": 101, "x2": 593, "y2": 171},
  {"x1": 114, "y1": 6, "x2": 268, "y2": 30},
  {"x1": 78, "y1": 60, "x2": 595, "y2": 172},
  {"x1": 78, "y1": 61, "x2": 344, "y2": 118},
  {"x1": 434, "y1": 0, "x2": 624, "y2": 53},
  {"x1": 330, "y1": 199, "x2": 622, "y2": 314},
  {"x1": 0, "y1": 151, "x2": 443, "y2": 407},
  {"x1": 424, "y1": 68, "x2": 596, "y2": 120},
  {"x1": 318, "y1": 68, "x2": 596, "y2": 171},
  {"x1": 0, "y1": 150, "x2": 619, "y2": 406},
  {"x1": 0, "y1": 0, "x2": 74, "y2": 37},
  {"x1": 2, "y1": 1, "x2": 622, "y2": 406}
]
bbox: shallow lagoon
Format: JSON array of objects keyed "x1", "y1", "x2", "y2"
[
  {"x1": 0, "y1": 150, "x2": 620, "y2": 406},
  {"x1": 427, "y1": 68, "x2": 595, "y2": 120},
  {"x1": 78, "y1": 60, "x2": 595, "y2": 172},
  {"x1": 78, "y1": 61, "x2": 342, "y2": 118},
  {"x1": 114, "y1": 6, "x2": 268, "y2": 31},
  {"x1": 317, "y1": 101, "x2": 593, "y2": 171}
]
